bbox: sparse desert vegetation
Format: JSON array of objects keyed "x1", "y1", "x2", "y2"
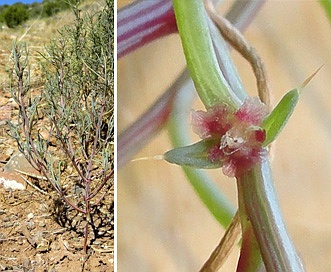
[{"x1": 0, "y1": 1, "x2": 114, "y2": 271}]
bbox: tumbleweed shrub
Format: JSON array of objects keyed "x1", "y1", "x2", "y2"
[{"x1": 8, "y1": 0, "x2": 114, "y2": 252}]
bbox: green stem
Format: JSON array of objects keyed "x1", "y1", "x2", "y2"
[
  {"x1": 236, "y1": 223, "x2": 263, "y2": 272},
  {"x1": 172, "y1": 0, "x2": 241, "y2": 109},
  {"x1": 237, "y1": 176, "x2": 264, "y2": 271},
  {"x1": 171, "y1": 1, "x2": 304, "y2": 270},
  {"x1": 238, "y1": 161, "x2": 304, "y2": 271}
]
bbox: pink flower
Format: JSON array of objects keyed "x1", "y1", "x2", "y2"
[
  {"x1": 192, "y1": 97, "x2": 268, "y2": 177},
  {"x1": 235, "y1": 97, "x2": 269, "y2": 125},
  {"x1": 191, "y1": 105, "x2": 231, "y2": 138}
]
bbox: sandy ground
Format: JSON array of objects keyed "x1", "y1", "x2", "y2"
[{"x1": 118, "y1": 1, "x2": 331, "y2": 271}]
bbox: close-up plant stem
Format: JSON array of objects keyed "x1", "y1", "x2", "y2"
[
  {"x1": 172, "y1": 0, "x2": 303, "y2": 269},
  {"x1": 118, "y1": 0, "x2": 331, "y2": 271},
  {"x1": 172, "y1": 0, "x2": 241, "y2": 109}
]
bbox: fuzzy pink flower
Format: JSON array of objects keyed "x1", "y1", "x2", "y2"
[
  {"x1": 192, "y1": 97, "x2": 268, "y2": 177},
  {"x1": 191, "y1": 105, "x2": 231, "y2": 138},
  {"x1": 235, "y1": 97, "x2": 269, "y2": 125}
]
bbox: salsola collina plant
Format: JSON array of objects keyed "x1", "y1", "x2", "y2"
[
  {"x1": 8, "y1": 0, "x2": 114, "y2": 253},
  {"x1": 118, "y1": 0, "x2": 318, "y2": 271}
]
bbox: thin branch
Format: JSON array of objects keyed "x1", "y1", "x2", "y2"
[
  {"x1": 52, "y1": 118, "x2": 87, "y2": 183},
  {"x1": 225, "y1": 0, "x2": 265, "y2": 32},
  {"x1": 88, "y1": 169, "x2": 114, "y2": 200},
  {"x1": 200, "y1": 211, "x2": 241, "y2": 272},
  {"x1": 205, "y1": 0, "x2": 271, "y2": 108}
]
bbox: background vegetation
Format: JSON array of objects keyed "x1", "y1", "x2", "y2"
[{"x1": 0, "y1": 0, "x2": 79, "y2": 28}]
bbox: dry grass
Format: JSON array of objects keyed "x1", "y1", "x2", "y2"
[{"x1": 0, "y1": 0, "x2": 105, "y2": 91}]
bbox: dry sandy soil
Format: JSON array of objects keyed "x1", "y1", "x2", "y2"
[
  {"x1": 0, "y1": 2, "x2": 114, "y2": 271},
  {"x1": 118, "y1": 1, "x2": 331, "y2": 271}
]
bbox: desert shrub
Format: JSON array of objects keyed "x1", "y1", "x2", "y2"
[
  {"x1": 0, "y1": 5, "x2": 8, "y2": 24},
  {"x1": 27, "y1": 2, "x2": 44, "y2": 18},
  {"x1": 42, "y1": 0, "x2": 78, "y2": 17},
  {"x1": 8, "y1": 0, "x2": 114, "y2": 252},
  {"x1": 3, "y1": 3, "x2": 29, "y2": 28}
]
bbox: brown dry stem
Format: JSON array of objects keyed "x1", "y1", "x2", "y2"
[
  {"x1": 200, "y1": 212, "x2": 241, "y2": 272},
  {"x1": 205, "y1": 0, "x2": 271, "y2": 109}
]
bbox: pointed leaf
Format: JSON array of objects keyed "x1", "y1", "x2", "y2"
[
  {"x1": 262, "y1": 89, "x2": 299, "y2": 146},
  {"x1": 164, "y1": 138, "x2": 222, "y2": 169}
]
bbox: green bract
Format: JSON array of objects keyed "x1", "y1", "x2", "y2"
[
  {"x1": 262, "y1": 89, "x2": 300, "y2": 147},
  {"x1": 164, "y1": 138, "x2": 221, "y2": 169}
]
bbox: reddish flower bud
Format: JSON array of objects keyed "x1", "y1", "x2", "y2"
[
  {"x1": 235, "y1": 97, "x2": 268, "y2": 125},
  {"x1": 192, "y1": 97, "x2": 268, "y2": 177},
  {"x1": 191, "y1": 105, "x2": 231, "y2": 138}
]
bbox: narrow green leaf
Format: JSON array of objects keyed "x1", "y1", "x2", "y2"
[
  {"x1": 164, "y1": 138, "x2": 222, "y2": 169},
  {"x1": 262, "y1": 89, "x2": 299, "y2": 146},
  {"x1": 172, "y1": 0, "x2": 241, "y2": 109}
]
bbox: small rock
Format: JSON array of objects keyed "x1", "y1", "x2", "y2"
[
  {"x1": 8, "y1": 98, "x2": 15, "y2": 103},
  {"x1": 0, "y1": 153, "x2": 10, "y2": 163},
  {"x1": 0, "y1": 172, "x2": 25, "y2": 189},
  {"x1": 9, "y1": 120, "x2": 18, "y2": 126},
  {"x1": 27, "y1": 213, "x2": 34, "y2": 220},
  {"x1": 38, "y1": 221, "x2": 46, "y2": 227},
  {"x1": 25, "y1": 220, "x2": 35, "y2": 230},
  {"x1": 4, "y1": 152, "x2": 39, "y2": 175},
  {"x1": 5, "y1": 148, "x2": 14, "y2": 157},
  {"x1": 0, "y1": 176, "x2": 25, "y2": 190},
  {"x1": 4, "y1": 221, "x2": 13, "y2": 228}
]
